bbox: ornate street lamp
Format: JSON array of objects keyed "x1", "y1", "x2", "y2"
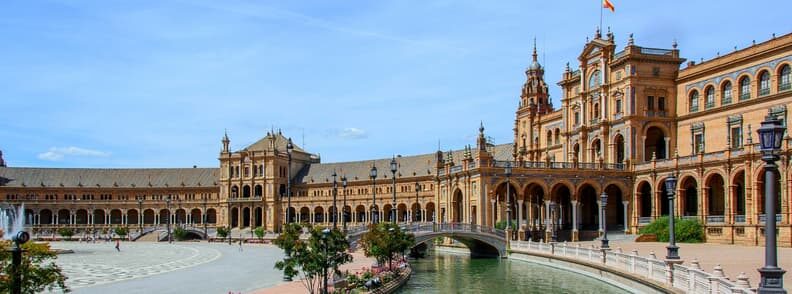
[
  {"x1": 286, "y1": 138, "x2": 294, "y2": 227},
  {"x1": 341, "y1": 175, "x2": 348, "y2": 232},
  {"x1": 390, "y1": 156, "x2": 398, "y2": 223},
  {"x1": 332, "y1": 170, "x2": 338, "y2": 229},
  {"x1": 600, "y1": 190, "x2": 609, "y2": 249},
  {"x1": 505, "y1": 162, "x2": 512, "y2": 232},
  {"x1": 321, "y1": 227, "x2": 331, "y2": 294},
  {"x1": 665, "y1": 174, "x2": 680, "y2": 260},
  {"x1": 757, "y1": 113, "x2": 787, "y2": 293},
  {"x1": 370, "y1": 164, "x2": 378, "y2": 224},
  {"x1": 414, "y1": 182, "x2": 421, "y2": 223}
]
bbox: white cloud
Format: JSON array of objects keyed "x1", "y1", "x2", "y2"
[
  {"x1": 339, "y1": 128, "x2": 368, "y2": 140},
  {"x1": 38, "y1": 147, "x2": 110, "y2": 161}
]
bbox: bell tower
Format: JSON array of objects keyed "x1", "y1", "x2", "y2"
[{"x1": 514, "y1": 39, "x2": 551, "y2": 161}]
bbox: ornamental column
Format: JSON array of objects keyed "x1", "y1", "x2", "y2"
[
  {"x1": 622, "y1": 200, "x2": 630, "y2": 233},
  {"x1": 491, "y1": 199, "x2": 496, "y2": 226},
  {"x1": 571, "y1": 200, "x2": 579, "y2": 241}
]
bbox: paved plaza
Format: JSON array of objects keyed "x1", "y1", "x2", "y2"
[{"x1": 48, "y1": 241, "x2": 287, "y2": 294}]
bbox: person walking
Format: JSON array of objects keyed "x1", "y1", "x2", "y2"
[
  {"x1": 238, "y1": 238, "x2": 243, "y2": 252},
  {"x1": 115, "y1": 239, "x2": 120, "y2": 252}
]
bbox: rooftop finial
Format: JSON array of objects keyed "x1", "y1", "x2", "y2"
[
  {"x1": 672, "y1": 38, "x2": 678, "y2": 49},
  {"x1": 479, "y1": 121, "x2": 485, "y2": 134},
  {"x1": 532, "y1": 37, "x2": 538, "y2": 62},
  {"x1": 628, "y1": 33, "x2": 634, "y2": 46},
  {"x1": 595, "y1": 26, "x2": 601, "y2": 38},
  {"x1": 0, "y1": 150, "x2": 5, "y2": 167}
]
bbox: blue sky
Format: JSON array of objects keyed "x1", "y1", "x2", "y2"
[{"x1": 1, "y1": 0, "x2": 790, "y2": 168}]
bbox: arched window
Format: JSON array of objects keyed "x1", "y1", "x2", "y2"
[
  {"x1": 759, "y1": 71, "x2": 770, "y2": 96},
  {"x1": 554, "y1": 129, "x2": 560, "y2": 145},
  {"x1": 721, "y1": 81, "x2": 732, "y2": 104},
  {"x1": 689, "y1": 90, "x2": 699, "y2": 112},
  {"x1": 780, "y1": 65, "x2": 791, "y2": 91},
  {"x1": 546, "y1": 131, "x2": 552, "y2": 145},
  {"x1": 739, "y1": 76, "x2": 751, "y2": 100},
  {"x1": 658, "y1": 97, "x2": 666, "y2": 111},
  {"x1": 589, "y1": 70, "x2": 601, "y2": 89},
  {"x1": 593, "y1": 103, "x2": 600, "y2": 118},
  {"x1": 705, "y1": 86, "x2": 715, "y2": 109}
]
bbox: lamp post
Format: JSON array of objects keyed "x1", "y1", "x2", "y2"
[
  {"x1": 600, "y1": 190, "x2": 609, "y2": 249},
  {"x1": 321, "y1": 228, "x2": 331, "y2": 294},
  {"x1": 414, "y1": 182, "x2": 421, "y2": 223},
  {"x1": 10, "y1": 231, "x2": 30, "y2": 294},
  {"x1": 370, "y1": 164, "x2": 378, "y2": 224},
  {"x1": 137, "y1": 197, "x2": 143, "y2": 234},
  {"x1": 166, "y1": 195, "x2": 172, "y2": 243},
  {"x1": 390, "y1": 156, "x2": 398, "y2": 223},
  {"x1": 341, "y1": 175, "x2": 348, "y2": 232},
  {"x1": 757, "y1": 113, "x2": 787, "y2": 293},
  {"x1": 665, "y1": 174, "x2": 680, "y2": 260},
  {"x1": 332, "y1": 170, "x2": 338, "y2": 229},
  {"x1": 505, "y1": 162, "x2": 512, "y2": 231},
  {"x1": 286, "y1": 137, "x2": 294, "y2": 227}
]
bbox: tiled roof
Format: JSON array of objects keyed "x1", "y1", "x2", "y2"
[
  {"x1": 0, "y1": 167, "x2": 219, "y2": 188},
  {"x1": 242, "y1": 132, "x2": 305, "y2": 153},
  {"x1": 293, "y1": 143, "x2": 513, "y2": 185}
]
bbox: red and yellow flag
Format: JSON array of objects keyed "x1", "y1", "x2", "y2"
[{"x1": 603, "y1": 0, "x2": 615, "y2": 12}]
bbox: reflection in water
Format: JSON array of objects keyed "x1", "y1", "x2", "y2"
[{"x1": 399, "y1": 252, "x2": 630, "y2": 294}]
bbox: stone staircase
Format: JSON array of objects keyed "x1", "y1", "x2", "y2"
[{"x1": 136, "y1": 230, "x2": 163, "y2": 242}]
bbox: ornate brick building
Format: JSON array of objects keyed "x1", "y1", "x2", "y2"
[{"x1": 1, "y1": 30, "x2": 791, "y2": 246}]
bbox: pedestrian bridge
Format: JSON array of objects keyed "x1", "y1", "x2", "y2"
[{"x1": 347, "y1": 223, "x2": 507, "y2": 257}]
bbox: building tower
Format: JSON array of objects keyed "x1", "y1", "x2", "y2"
[{"x1": 515, "y1": 39, "x2": 551, "y2": 162}]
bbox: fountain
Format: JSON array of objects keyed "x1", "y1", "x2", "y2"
[{"x1": 0, "y1": 203, "x2": 26, "y2": 240}]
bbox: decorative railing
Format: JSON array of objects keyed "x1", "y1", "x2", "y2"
[
  {"x1": 449, "y1": 165, "x2": 463, "y2": 173},
  {"x1": 613, "y1": 50, "x2": 627, "y2": 59},
  {"x1": 638, "y1": 217, "x2": 652, "y2": 225},
  {"x1": 491, "y1": 160, "x2": 625, "y2": 171},
  {"x1": 707, "y1": 215, "x2": 725, "y2": 224},
  {"x1": 510, "y1": 240, "x2": 754, "y2": 294},
  {"x1": 735, "y1": 215, "x2": 746, "y2": 223},
  {"x1": 722, "y1": 96, "x2": 732, "y2": 105},
  {"x1": 758, "y1": 214, "x2": 782, "y2": 223},
  {"x1": 759, "y1": 88, "x2": 770, "y2": 96},
  {"x1": 739, "y1": 93, "x2": 750, "y2": 101},
  {"x1": 781, "y1": 83, "x2": 791, "y2": 91},
  {"x1": 639, "y1": 47, "x2": 675, "y2": 56}
]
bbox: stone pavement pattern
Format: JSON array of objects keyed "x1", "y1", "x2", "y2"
[
  {"x1": 48, "y1": 242, "x2": 286, "y2": 294},
  {"x1": 579, "y1": 240, "x2": 792, "y2": 289}
]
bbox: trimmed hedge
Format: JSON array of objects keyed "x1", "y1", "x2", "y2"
[
  {"x1": 639, "y1": 216, "x2": 704, "y2": 243},
  {"x1": 495, "y1": 220, "x2": 517, "y2": 231}
]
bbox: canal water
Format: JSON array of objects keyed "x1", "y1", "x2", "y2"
[{"x1": 398, "y1": 252, "x2": 631, "y2": 294}]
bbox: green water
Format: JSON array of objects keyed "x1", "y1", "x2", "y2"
[{"x1": 398, "y1": 252, "x2": 631, "y2": 294}]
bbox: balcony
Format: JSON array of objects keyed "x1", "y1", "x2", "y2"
[
  {"x1": 759, "y1": 88, "x2": 770, "y2": 96},
  {"x1": 491, "y1": 160, "x2": 625, "y2": 171},
  {"x1": 759, "y1": 214, "x2": 782, "y2": 223},
  {"x1": 639, "y1": 47, "x2": 674, "y2": 56},
  {"x1": 706, "y1": 215, "x2": 725, "y2": 224},
  {"x1": 734, "y1": 215, "x2": 746, "y2": 223}
]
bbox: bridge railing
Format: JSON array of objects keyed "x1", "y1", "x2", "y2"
[{"x1": 510, "y1": 240, "x2": 755, "y2": 294}]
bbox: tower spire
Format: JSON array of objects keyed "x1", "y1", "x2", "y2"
[{"x1": 532, "y1": 37, "x2": 538, "y2": 62}]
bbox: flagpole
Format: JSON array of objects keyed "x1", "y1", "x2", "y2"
[{"x1": 599, "y1": 0, "x2": 603, "y2": 35}]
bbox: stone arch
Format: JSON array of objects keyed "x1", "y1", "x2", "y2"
[
  {"x1": 230, "y1": 207, "x2": 238, "y2": 228},
  {"x1": 494, "y1": 182, "x2": 518, "y2": 224},
  {"x1": 397, "y1": 203, "x2": 408, "y2": 222},
  {"x1": 732, "y1": 169, "x2": 747, "y2": 217},
  {"x1": 705, "y1": 172, "x2": 727, "y2": 217},
  {"x1": 636, "y1": 180, "x2": 652, "y2": 218},
  {"x1": 680, "y1": 175, "x2": 699, "y2": 216},
  {"x1": 231, "y1": 185, "x2": 239, "y2": 198},
  {"x1": 577, "y1": 183, "x2": 599, "y2": 232},
  {"x1": 575, "y1": 179, "x2": 602, "y2": 196},
  {"x1": 206, "y1": 208, "x2": 217, "y2": 224},
  {"x1": 76, "y1": 209, "x2": 88, "y2": 225},
  {"x1": 143, "y1": 209, "x2": 155, "y2": 224},
  {"x1": 176, "y1": 208, "x2": 187, "y2": 225},
  {"x1": 613, "y1": 133, "x2": 625, "y2": 164},
  {"x1": 314, "y1": 206, "x2": 325, "y2": 223},
  {"x1": 355, "y1": 205, "x2": 366, "y2": 223},
  {"x1": 127, "y1": 209, "x2": 139, "y2": 225},
  {"x1": 242, "y1": 185, "x2": 251, "y2": 198},
  {"x1": 254, "y1": 207, "x2": 263, "y2": 227},
  {"x1": 191, "y1": 208, "x2": 202, "y2": 224},
  {"x1": 755, "y1": 167, "x2": 781, "y2": 216},
  {"x1": 383, "y1": 204, "x2": 393, "y2": 223},
  {"x1": 411, "y1": 202, "x2": 421, "y2": 222},
  {"x1": 254, "y1": 185, "x2": 263, "y2": 197},
  {"x1": 40, "y1": 209, "x2": 53, "y2": 225},
  {"x1": 522, "y1": 181, "x2": 548, "y2": 198},
  {"x1": 604, "y1": 184, "x2": 625, "y2": 229},
  {"x1": 110, "y1": 209, "x2": 123, "y2": 224},
  {"x1": 57, "y1": 209, "x2": 70, "y2": 224},
  {"x1": 342, "y1": 205, "x2": 352, "y2": 223},
  {"x1": 94, "y1": 209, "x2": 106, "y2": 225},
  {"x1": 590, "y1": 137, "x2": 602, "y2": 161},
  {"x1": 452, "y1": 189, "x2": 463, "y2": 223},
  {"x1": 242, "y1": 207, "x2": 251, "y2": 227},
  {"x1": 425, "y1": 202, "x2": 436, "y2": 222},
  {"x1": 644, "y1": 125, "x2": 668, "y2": 161},
  {"x1": 299, "y1": 207, "x2": 310, "y2": 223},
  {"x1": 553, "y1": 184, "x2": 573, "y2": 240}
]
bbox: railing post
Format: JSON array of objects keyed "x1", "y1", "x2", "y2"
[{"x1": 631, "y1": 249, "x2": 638, "y2": 273}]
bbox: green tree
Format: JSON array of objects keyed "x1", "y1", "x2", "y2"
[
  {"x1": 114, "y1": 227, "x2": 128, "y2": 239},
  {"x1": 57, "y1": 228, "x2": 74, "y2": 241},
  {"x1": 0, "y1": 241, "x2": 70, "y2": 293},
  {"x1": 494, "y1": 220, "x2": 516, "y2": 231},
  {"x1": 254, "y1": 227, "x2": 265, "y2": 239},
  {"x1": 274, "y1": 224, "x2": 352, "y2": 294},
  {"x1": 216, "y1": 226, "x2": 230, "y2": 239},
  {"x1": 360, "y1": 223, "x2": 415, "y2": 271},
  {"x1": 172, "y1": 227, "x2": 188, "y2": 241},
  {"x1": 639, "y1": 216, "x2": 704, "y2": 243}
]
